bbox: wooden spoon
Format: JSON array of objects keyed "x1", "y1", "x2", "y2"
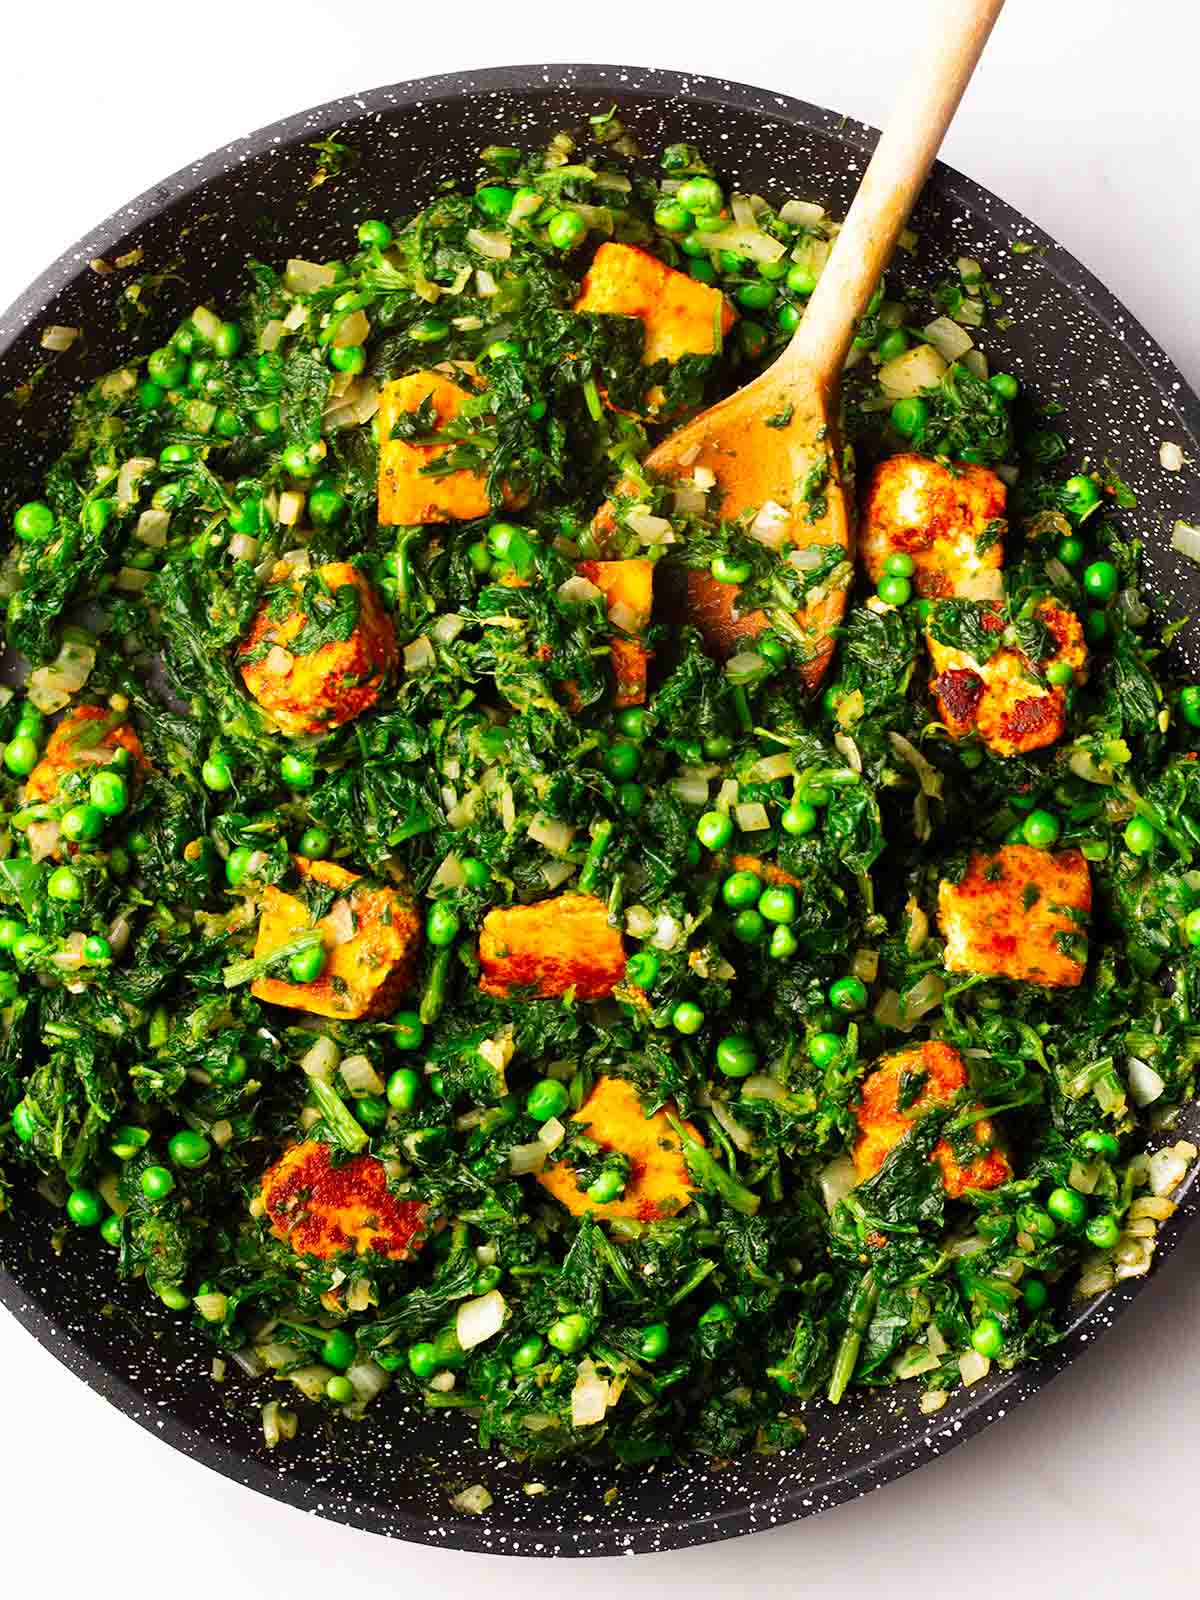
[{"x1": 629, "y1": 0, "x2": 1007, "y2": 691}]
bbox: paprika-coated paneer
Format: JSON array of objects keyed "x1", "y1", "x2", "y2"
[
  {"x1": 927, "y1": 598, "x2": 1086, "y2": 758},
  {"x1": 478, "y1": 892, "x2": 625, "y2": 1000},
  {"x1": 537, "y1": 1076, "x2": 700, "y2": 1222},
  {"x1": 860, "y1": 453, "x2": 1007, "y2": 597},
  {"x1": 577, "y1": 558, "x2": 654, "y2": 706},
  {"x1": 25, "y1": 705, "x2": 145, "y2": 802},
  {"x1": 574, "y1": 243, "x2": 736, "y2": 366},
  {"x1": 938, "y1": 845, "x2": 1091, "y2": 987},
  {"x1": 252, "y1": 857, "x2": 422, "y2": 1019},
  {"x1": 261, "y1": 1139, "x2": 427, "y2": 1260},
  {"x1": 239, "y1": 563, "x2": 397, "y2": 737},
  {"x1": 853, "y1": 1040, "x2": 1010, "y2": 1199},
  {"x1": 377, "y1": 369, "x2": 494, "y2": 525}
]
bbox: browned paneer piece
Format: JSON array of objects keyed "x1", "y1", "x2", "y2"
[
  {"x1": 937, "y1": 845, "x2": 1091, "y2": 987},
  {"x1": 260, "y1": 1140, "x2": 427, "y2": 1260},
  {"x1": 537, "y1": 1077, "x2": 700, "y2": 1221},
  {"x1": 577, "y1": 558, "x2": 654, "y2": 706},
  {"x1": 574, "y1": 243, "x2": 735, "y2": 366},
  {"x1": 860, "y1": 454, "x2": 1007, "y2": 597},
  {"x1": 926, "y1": 598, "x2": 1086, "y2": 757},
  {"x1": 478, "y1": 892, "x2": 625, "y2": 1000},
  {"x1": 238, "y1": 562, "x2": 397, "y2": 737},
  {"x1": 377, "y1": 368, "x2": 493, "y2": 525},
  {"x1": 25, "y1": 705, "x2": 145, "y2": 802},
  {"x1": 251, "y1": 858, "x2": 422, "y2": 1019},
  {"x1": 854, "y1": 1040, "x2": 1010, "y2": 1199}
]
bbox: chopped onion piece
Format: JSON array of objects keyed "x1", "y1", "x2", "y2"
[
  {"x1": 571, "y1": 1360, "x2": 611, "y2": 1427},
  {"x1": 650, "y1": 911, "x2": 682, "y2": 951},
  {"x1": 332, "y1": 309, "x2": 369, "y2": 349},
  {"x1": 1160, "y1": 440, "x2": 1185, "y2": 472},
  {"x1": 1127, "y1": 1057, "x2": 1165, "y2": 1106},
  {"x1": 672, "y1": 773, "x2": 709, "y2": 807},
  {"x1": 264, "y1": 645, "x2": 294, "y2": 678},
  {"x1": 27, "y1": 821, "x2": 61, "y2": 863},
  {"x1": 779, "y1": 198, "x2": 826, "y2": 227},
  {"x1": 609, "y1": 600, "x2": 641, "y2": 634},
  {"x1": 710, "y1": 1098, "x2": 755, "y2": 1152},
  {"x1": 115, "y1": 567, "x2": 152, "y2": 593},
  {"x1": 692, "y1": 224, "x2": 785, "y2": 264},
  {"x1": 116, "y1": 457, "x2": 155, "y2": 506},
  {"x1": 508, "y1": 1141, "x2": 548, "y2": 1176},
  {"x1": 211, "y1": 1119, "x2": 234, "y2": 1149},
  {"x1": 922, "y1": 316, "x2": 974, "y2": 362},
  {"x1": 741, "y1": 1074, "x2": 785, "y2": 1102},
  {"x1": 135, "y1": 508, "x2": 170, "y2": 548},
  {"x1": 749, "y1": 499, "x2": 791, "y2": 548},
  {"x1": 920, "y1": 1390, "x2": 948, "y2": 1415},
  {"x1": 625, "y1": 904, "x2": 655, "y2": 938},
  {"x1": 466, "y1": 228, "x2": 512, "y2": 260},
  {"x1": 958, "y1": 1349, "x2": 990, "y2": 1386},
  {"x1": 429, "y1": 1371, "x2": 456, "y2": 1393},
  {"x1": 300, "y1": 1037, "x2": 340, "y2": 1081},
  {"x1": 340, "y1": 1054, "x2": 384, "y2": 1096},
  {"x1": 285, "y1": 258, "x2": 337, "y2": 294},
  {"x1": 449, "y1": 1485, "x2": 494, "y2": 1516},
  {"x1": 958, "y1": 567, "x2": 1005, "y2": 602},
  {"x1": 539, "y1": 1116, "x2": 566, "y2": 1152},
  {"x1": 1117, "y1": 588, "x2": 1150, "y2": 628},
  {"x1": 888, "y1": 732, "x2": 943, "y2": 797},
  {"x1": 625, "y1": 509, "x2": 673, "y2": 544},
  {"x1": 557, "y1": 575, "x2": 603, "y2": 606},
  {"x1": 1149, "y1": 1141, "x2": 1195, "y2": 1196},
  {"x1": 734, "y1": 801, "x2": 770, "y2": 832},
  {"x1": 528, "y1": 812, "x2": 576, "y2": 855},
  {"x1": 431, "y1": 612, "x2": 465, "y2": 645},
  {"x1": 346, "y1": 1360, "x2": 390, "y2": 1403},
  {"x1": 28, "y1": 633, "x2": 96, "y2": 713},
  {"x1": 961, "y1": 347, "x2": 989, "y2": 380},
  {"x1": 818, "y1": 1156, "x2": 858, "y2": 1212},
  {"x1": 278, "y1": 490, "x2": 305, "y2": 527},
  {"x1": 834, "y1": 732, "x2": 862, "y2": 773},
  {"x1": 431, "y1": 853, "x2": 467, "y2": 892},
  {"x1": 259, "y1": 319, "x2": 287, "y2": 353},
  {"x1": 879, "y1": 343, "x2": 948, "y2": 399},
  {"x1": 788, "y1": 544, "x2": 826, "y2": 572},
  {"x1": 541, "y1": 859, "x2": 576, "y2": 890},
  {"x1": 229, "y1": 533, "x2": 260, "y2": 562},
  {"x1": 672, "y1": 481, "x2": 707, "y2": 516},
  {"x1": 40, "y1": 324, "x2": 80, "y2": 352},
  {"x1": 457, "y1": 1290, "x2": 507, "y2": 1350},
  {"x1": 404, "y1": 636, "x2": 435, "y2": 674}
]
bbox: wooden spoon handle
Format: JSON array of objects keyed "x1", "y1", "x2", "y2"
[{"x1": 786, "y1": 0, "x2": 1007, "y2": 383}]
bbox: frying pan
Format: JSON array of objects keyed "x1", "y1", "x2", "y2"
[{"x1": 2, "y1": 63, "x2": 1199, "y2": 1559}]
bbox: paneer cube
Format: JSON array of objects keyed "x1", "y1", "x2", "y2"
[
  {"x1": 574, "y1": 243, "x2": 735, "y2": 366},
  {"x1": 853, "y1": 1040, "x2": 1010, "y2": 1199},
  {"x1": 536, "y1": 1076, "x2": 700, "y2": 1221},
  {"x1": 478, "y1": 892, "x2": 625, "y2": 1000},
  {"x1": 252, "y1": 857, "x2": 422, "y2": 1019},
  {"x1": 860, "y1": 453, "x2": 1007, "y2": 597},
  {"x1": 25, "y1": 705, "x2": 145, "y2": 802},
  {"x1": 239, "y1": 562, "x2": 397, "y2": 737},
  {"x1": 577, "y1": 558, "x2": 654, "y2": 706},
  {"x1": 927, "y1": 598, "x2": 1086, "y2": 757},
  {"x1": 377, "y1": 368, "x2": 493, "y2": 525},
  {"x1": 261, "y1": 1140, "x2": 427, "y2": 1260},
  {"x1": 937, "y1": 845, "x2": 1091, "y2": 987}
]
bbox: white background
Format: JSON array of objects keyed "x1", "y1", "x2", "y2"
[{"x1": 4, "y1": 0, "x2": 1199, "y2": 1592}]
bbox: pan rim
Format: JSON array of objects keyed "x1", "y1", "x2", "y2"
[{"x1": 1, "y1": 60, "x2": 1199, "y2": 1558}]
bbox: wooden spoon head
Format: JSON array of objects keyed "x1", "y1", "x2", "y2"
[{"x1": 642, "y1": 355, "x2": 854, "y2": 692}]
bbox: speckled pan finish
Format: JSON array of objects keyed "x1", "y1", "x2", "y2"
[{"x1": 2, "y1": 64, "x2": 1199, "y2": 1559}]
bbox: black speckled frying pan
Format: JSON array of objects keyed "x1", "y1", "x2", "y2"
[{"x1": 2, "y1": 64, "x2": 1199, "y2": 1559}]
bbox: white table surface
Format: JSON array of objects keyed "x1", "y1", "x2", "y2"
[{"x1": 4, "y1": 0, "x2": 1199, "y2": 1590}]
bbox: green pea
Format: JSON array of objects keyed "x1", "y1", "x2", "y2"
[
  {"x1": 808, "y1": 1032, "x2": 841, "y2": 1069},
  {"x1": 1084, "y1": 610, "x2": 1109, "y2": 645},
  {"x1": 1175, "y1": 684, "x2": 1200, "y2": 728},
  {"x1": 47, "y1": 865, "x2": 83, "y2": 902},
  {"x1": 735, "y1": 281, "x2": 776, "y2": 311},
  {"x1": 329, "y1": 343, "x2": 366, "y2": 374},
  {"x1": 677, "y1": 176, "x2": 723, "y2": 215},
  {"x1": 1046, "y1": 1186, "x2": 1087, "y2": 1227},
  {"x1": 1053, "y1": 536, "x2": 1084, "y2": 568},
  {"x1": 83, "y1": 497, "x2": 116, "y2": 537},
  {"x1": 487, "y1": 521, "x2": 536, "y2": 575},
  {"x1": 547, "y1": 1312, "x2": 590, "y2": 1354},
  {"x1": 254, "y1": 403, "x2": 282, "y2": 433},
  {"x1": 1021, "y1": 809, "x2": 1061, "y2": 849},
  {"x1": 722, "y1": 870, "x2": 761, "y2": 909},
  {"x1": 990, "y1": 372, "x2": 1019, "y2": 401},
  {"x1": 281, "y1": 442, "x2": 322, "y2": 478},
  {"x1": 1082, "y1": 560, "x2": 1118, "y2": 601},
  {"x1": 715, "y1": 1034, "x2": 758, "y2": 1078},
  {"x1": 11, "y1": 1102, "x2": 36, "y2": 1142},
  {"x1": 702, "y1": 733, "x2": 734, "y2": 758},
  {"x1": 698, "y1": 1301, "x2": 732, "y2": 1326},
  {"x1": 512, "y1": 1335, "x2": 545, "y2": 1371},
  {"x1": 785, "y1": 264, "x2": 817, "y2": 297},
  {"x1": 876, "y1": 328, "x2": 910, "y2": 362},
  {"x1": 83, "y1": 936, "x2": 111, "y2": 964},
  {"x1": 407, "y1": 1341, "x2": 439, "y2": 1378},
  {"x1": 61, "y1": 803, "x2": 105, "y2": 843},
  {"x1": 710, "y1": 554, "x2": 752, "y2": 584},
  {"x1": 485, "y1": 339, "x2": 522, "y2": 363},
  {"x1": 393, "y1": 1010, "x2": 425, "y2": 1051},
  {"x1": 325, "y1": 1375, "x2": 355, "y2": 1404},
  {"x1": 1045, "y1": 659, "x2": 1074, "y2": 687},
  {"x1": 474, "y1": 185, "x2": 514, "y2": 219},
  {"x1": 604, "y1": 741, "x2": 640, "y2": 781},
  {"x1": 3, "y1": 736, "x2": 39, "y2": 776},
  {"x1": 671, "y1": 1000, "x2": 705, "y2": 1035},
  {"x1": 884, "y1": 552, "x2": 916, "y2": 578},
  {"x1": 1062, "y1": 474, "x2": 1101, "y2": 519},
  {"x1": 617, "y1": 707, "x2": 648, "y2": 741},
  {"x1": 201, "y1": 756, "x2": 233, "y2": 793},
  {"x1": 90, "y1": 767, "x2": 129, "y2": 815},
  {"x1": 696, "y1": 810, "x2": 733, "y2": 850},
  {"x1": 168, "y1": 1129, "x2": 211, "y2": 1170},
  {"x1": 111, "y1": 1125, "x2": 150, "y2": 1159},
  {"x1": 138, "y1": 380, "x2": 165, "y2": 410},
  {"x1": 224, "y1": 846, "x2": 253, "y2": 888},
  {"x1": 639, "y1": 1323, "x2": 670, "y2": 1361},
  {"x1": 877, "y1": 574, "x2": 912, "y2": 607},
  {"x1": 758, "y1": 259, "x2": 789, "y2": 282},
  {"x1": 617, "y1": 781, "x2": 644, "y2": 816},
  {"x1": 733, "y1": 909, "x2": 765, "y2": 944},
  {"x1": 459, "y1": 856, "x2": 489, "y2": 890},
  {"x1": 386, "y1": 1068, "x2": 421, "y2": 1113},
  {"x1": 1124, "y1": 816, "x2": 1158, "y2": 855},
  {"x1": 587, "y1": 1170, "x2": 624, "y2": 1205},
  {"x1": 758, "y1": 885, "x2": 797, "y2": 924},
  {"x1": 309, "y1": 485, "x2": 346, "y2": 527},
  {"x1": 971, "y1": 1317, "x2": 1003, "y2": 1359},
  {"x1": 1085, "y1": 1214, "x2": 1120, "y2": 1249},
  {"x1": 317, "y1": 1328, "x2": 355, "y2": 1371},
  {"x1": 66, "y1": 1188, "x2": 105, "y2": 1227},
  {"x1": 1079, "y1": 1129, "x2": 1120, "y2": 1158},
  {"x1": 829, "y1": 975, "x2": 868, "y2": 1012},
  {"x1": 12, "y1": 933, "x2": 44, "y2": 965},
  {"x1": 357, "y1": 218, "x2": 393, "y2": 248},
  {"x1": 777, "y1": 302, "x2": 802, "y2": 333},
  {"x1": 626, "y1": 951, "x2": 660, "y2": 990},
  {"x1": 738, "y1": 320, "x2": 769, "y2": 357},
  {"x1": 426, "y1": 903, "x2": 460, "y2": 947},
  {"x1": 782, "y1": 803, "x2": 818, "y2": 837},
  {"x1": 100, "y1": 1214, "x2": 123, "y2": 1247},
  {"x1": 141, "y1": 1165, "x2": 175, "y2": 1201},
  {"x1": 688, "y1": 258, "x2": 717, "y2": 286},
  {"x1": 890, "y1": 397, "x2": 929, "y2": 439},
  {"x1": 527, "y1": 1078, "x2": 569, "y2": 1123},
  {"x1": 280, "y1": 752, "x2": 315, "y2": 790},
  {"x1": 547, "y1": 210, "x2": 586, "y2": 250},
  {"x1": 1022, "y1": 1277, "x2": 1048, "y2": 1311},
  {"x1": 159, "y1": 443, "x2": 194, "y2": 466},
  {"x1": 288, "y1": 944, "x2": 326, "y2": 984},
  {"x1": 654, "y1": 201, "x2": 691, "y2": 232},
  {"x1": 147, "y1": 348, "x2": 187, "y2": 389},
  {"x1": 679, "y1": 233, "x2": 711, "y2": 259},
  {"x1": 1017, "y1": 1203, "x2": 1057, "y2": 1241},
  {"x1": 0, "y1": 919, "x2": 23, "y2": 952}
]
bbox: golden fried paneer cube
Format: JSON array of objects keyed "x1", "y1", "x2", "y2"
[
  {"x1": 574, "y1": 243, "x2": 735, "y2": 365},
  {"x1": 377, "y1": 368, "x2": 495, "y2": 525},
  {"x1": 261, "y1": 1140, "x2": 427, "y2": 1260},
  {"x1": 927, "y1": 598, "x2": 1086, "y2": 757},
  {"x1": 537, "y1": 1077, "x2": 700, "y2": 1221},
  {"x1": 252, "y1": 857, "x2": 422, "y2": 1019},
  {"x1": 25, "y1": 705, "x2": 145, "y2": 802},
  {"x1": 860, "y1": 453, "x2": 1007, "y2": 597},
  {"x1": 937, "y1": 845, "x2": 1091, "y2": 987},
  {"x1": 577, "y1": 558, "x2": 654, "y2": 706},
  {"x1": 478, "y1": 892, "x2": 625, "y2": 1000},
  {"x1": 239, "y1": 562, "x2": 397, "y2": 737},
  {"x1": 854, "y1": 1040, "x2": 1010, "y2": 1199}
]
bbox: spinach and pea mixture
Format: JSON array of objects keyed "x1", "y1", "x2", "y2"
[{"x1": 2, "y1": 115, "x2": 1198, "y2": 1471}]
